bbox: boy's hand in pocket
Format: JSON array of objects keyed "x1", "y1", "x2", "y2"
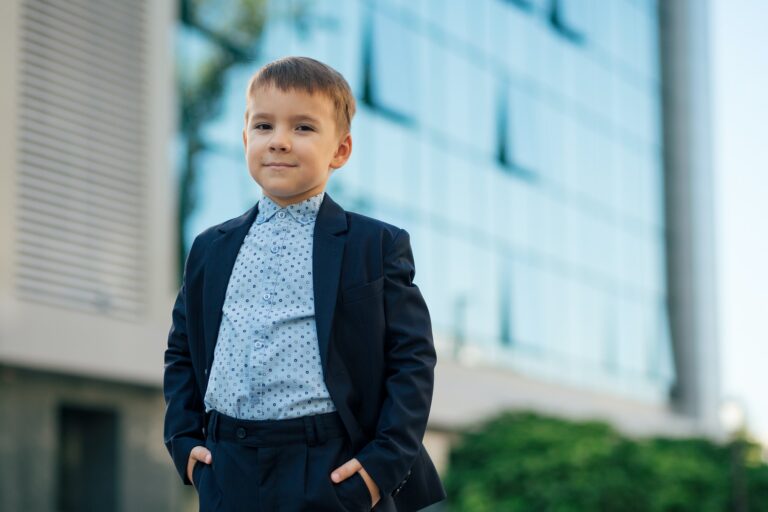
[
  {"x1": 187, "y1": 445, "x2": 212, "y2": 485},
  {"x1": 331, "y1": 457, "x2": 381, "y2": 507}
]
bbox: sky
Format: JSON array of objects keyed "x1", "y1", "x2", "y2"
[{"x1": 711, "y1": 0, "x2": 768, "y2": 441}]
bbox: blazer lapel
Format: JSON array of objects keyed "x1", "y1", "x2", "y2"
[
  {"x1": 313, "y1": 194, "x2": 348, "y2": 370},
  {"x1": 202, "y1": 203, "x2": 259, "y2": 367}
]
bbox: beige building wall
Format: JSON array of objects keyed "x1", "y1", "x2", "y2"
[
  {"x1": 0, "y1": 0, "x2": 177, "y2": 386},
  {"x1": 0, "y1": 0, "x2": 186, "y2": 510}
]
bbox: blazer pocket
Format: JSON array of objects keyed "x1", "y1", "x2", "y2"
[{"x1": 341, "y1": 276, "x2": 384, "y2": 304}]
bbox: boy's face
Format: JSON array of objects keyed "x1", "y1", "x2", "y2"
[{"x1": 243, "y1": 85, "x2": 352, "y2": 207}]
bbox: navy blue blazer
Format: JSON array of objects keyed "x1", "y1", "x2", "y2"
[{"x1": 163, "y1": 193, "x2": 446, "y2": 511}]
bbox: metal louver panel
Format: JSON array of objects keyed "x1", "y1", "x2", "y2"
[{"x1": 15, "y1": 0, "x2": 148, "y2": 319}]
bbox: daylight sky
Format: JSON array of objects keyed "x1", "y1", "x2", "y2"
[{"x1": 711, "y1": 0, "x2": 768, "y2": 441}]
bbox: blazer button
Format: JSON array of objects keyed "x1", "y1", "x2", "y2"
[
  {"x1": 203, "y1": 368, "x2": 208, "y2": 376},
  {"x1": 236, "y1": 427, "x2": 247, "y2": 439}
]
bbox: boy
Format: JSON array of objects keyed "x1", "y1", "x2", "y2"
[{"x1": 163, "y1": 56, "x2": 446, "y2": 512}]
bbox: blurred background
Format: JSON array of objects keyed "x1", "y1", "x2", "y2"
[{"x1": 0, "y1": 0, "x2": 765, "y2": 510}]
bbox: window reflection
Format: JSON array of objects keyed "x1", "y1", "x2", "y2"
[{"x1": 182, "y1": 0, "x2": 674, "y2": 402}]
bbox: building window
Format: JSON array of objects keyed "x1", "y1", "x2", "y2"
[
  {"x1": 57, "y1": 405, "x2": 118, "y2": 512},
  {"x1": 360, "y1": 8, "x2": 415, "y2": 125}
]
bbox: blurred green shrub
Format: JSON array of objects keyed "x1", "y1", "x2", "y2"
[{"x1": 444, "y1": 412, "x2": 768, "y2": 511}]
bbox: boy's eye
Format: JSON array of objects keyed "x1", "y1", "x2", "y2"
[
  {"x1": 254, "y1": 123, "x2": 271, "y2": 130},
  {"x1": 296, "y1": 125, "x2": 314, "y2": 132}
]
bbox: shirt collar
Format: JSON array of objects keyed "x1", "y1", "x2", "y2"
[{"x1": 255, "y1": 192, "x2": 325, "y2": 225}]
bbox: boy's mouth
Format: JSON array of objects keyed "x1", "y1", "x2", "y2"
[{"x1": 264, "y1": 162, "x2": 298, "y2": 168}]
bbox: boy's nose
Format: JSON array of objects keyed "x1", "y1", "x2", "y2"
[{"x1": 269, "y1": 130, "x2": 291, "y2": 152}]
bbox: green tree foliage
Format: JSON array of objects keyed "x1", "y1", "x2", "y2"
[
  {"x1": 444, "y1": 412, "x2": 768, "y2": 511},
  {"x1": 747, "y1": 464, "x2": 768, "y2": 511}
]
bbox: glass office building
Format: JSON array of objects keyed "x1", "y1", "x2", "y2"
[{"x1": 179, "y1": 0, "x2": 675, "y2": 405}]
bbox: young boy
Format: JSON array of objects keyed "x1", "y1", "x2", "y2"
[{"x1": 163, "y1": 56, "x2": 446, "y2": 512}]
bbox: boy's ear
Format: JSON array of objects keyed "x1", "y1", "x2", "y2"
[
  {"x1": 242, "y1": 129, "x2": 247, "y2": 150},
  {"x1": 330, "y1": 133, "x2": 352, "y2": 170}
]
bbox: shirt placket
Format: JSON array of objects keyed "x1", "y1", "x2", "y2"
[{"x1": 253, "y1": 209, "x2": 290, "y2": 417}]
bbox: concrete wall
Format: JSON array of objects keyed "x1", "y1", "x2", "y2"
[
  {"x1": 0, "y1": 365, "x2": 198, "y2": 512},
  {"x1": 0, "y1": 0, "x2": 185, "y2": 510},
  {"x1": 659, "y1": 0, "x2": 721, "y2": 434},
  {"x1": 0, "y1": 0, "x2": 177, "y2": 386}
]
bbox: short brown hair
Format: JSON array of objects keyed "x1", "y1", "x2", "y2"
[{"x1": 244, "y1": 56, "x2": 356, "y2": 135}]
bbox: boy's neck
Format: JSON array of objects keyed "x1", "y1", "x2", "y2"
[{"x1": 263, "y1": 190, "x2": 325, "y2": 208}]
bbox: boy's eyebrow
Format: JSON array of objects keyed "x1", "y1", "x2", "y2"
[{"x1": 249, "y1": 113, "x2": 322, "y2": 124}]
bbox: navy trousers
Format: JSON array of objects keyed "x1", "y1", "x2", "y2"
[{"x1": 192, "y1": 410, "x2": 398, "y2": 512}]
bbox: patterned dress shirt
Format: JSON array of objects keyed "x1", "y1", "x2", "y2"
[{"x1": 203, "y1": 192, "x2": 337, "y2": 420}]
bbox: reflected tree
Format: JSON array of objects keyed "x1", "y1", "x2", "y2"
[{"x1": 176, "y1": 0, "x2": 269, "y2": 281}]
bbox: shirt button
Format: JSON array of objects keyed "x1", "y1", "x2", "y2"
[
  {"x1": 270, "y1": 245, "x2": 279, "y2": 254},
  {"x1": 277, "y1": 211, "x2": 286, "y2": 219},
  {"x1": 263, "y1": 293, "x2": 271, "y2": 301},
  {"x1": 255, "y1": 342, "x2": 263, "y2": 348},
  {"x1": 236, "y1": 427, "x2": 247, "y2": 439}
]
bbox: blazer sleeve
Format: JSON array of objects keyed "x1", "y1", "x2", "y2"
[
  {"x1": 354, "y1": 229, "x2": 437, "y2": 497},
  {"x1": 163, "y1": 239, "x2": 206, "y2": 485}
]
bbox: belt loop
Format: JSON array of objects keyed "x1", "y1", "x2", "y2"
[
  {"x1": 303, "y1": 416, "x2": 318, "y2": 447},
  {"x1": 315, "y1": 414, "x2": 327, "y2": 445},
  {"x1": 203, "y1": 411, "x2": 210, "y2": 437},
  {"x1": 209, "y1": 410, "x2": 220, "y2": 442}
]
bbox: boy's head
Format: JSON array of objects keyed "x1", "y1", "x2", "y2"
[{"x1": 242, "y1": 56, "x2": 355, "y2": 207}]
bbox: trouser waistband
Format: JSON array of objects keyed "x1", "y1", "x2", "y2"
[{"x1": 206, "y1": 409, "x2": 346, "y2": 447}]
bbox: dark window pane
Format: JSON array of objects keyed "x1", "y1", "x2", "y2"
[{"x1": 57, "y1": 405, "x2": 118, "y2": 512}]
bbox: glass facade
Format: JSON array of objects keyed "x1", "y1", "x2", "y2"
[{"x1": 177, "y1": 0, "x2": 673, "y2": 402}]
